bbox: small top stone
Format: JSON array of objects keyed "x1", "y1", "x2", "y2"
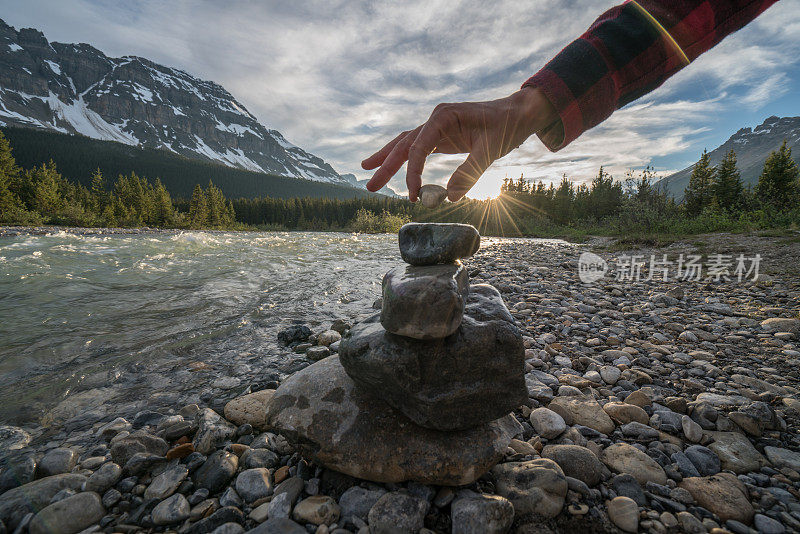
[
  {"x1": 399, "y1": 223, "x2": 480, "y2": 266},
  {"x1": 418, "y1": 184, "x2": 448, "y2": 209}
]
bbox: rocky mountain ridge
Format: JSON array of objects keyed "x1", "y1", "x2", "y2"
[
  {"x1": 0, "y1": 18, "x2": 353, "y2": 186},
  {"x1": 657, "y1": 115, "x2": 800, "y2": 198}
]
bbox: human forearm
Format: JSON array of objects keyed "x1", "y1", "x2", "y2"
[{"x1": 524, "y1": 0, "x2": 779, "y2": 151}]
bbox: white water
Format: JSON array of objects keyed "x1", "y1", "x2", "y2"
[{"x1": 0, "y1": 231, "x2": 400, "y2": 423}]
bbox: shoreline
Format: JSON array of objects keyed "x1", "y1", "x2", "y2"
[{"x1": 0, "y1": 235, "x2": 799, "y2": 533}]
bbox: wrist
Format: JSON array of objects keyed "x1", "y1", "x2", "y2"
[{"x1": 511, "y1": 86, "x2": 558, "y2": 136}]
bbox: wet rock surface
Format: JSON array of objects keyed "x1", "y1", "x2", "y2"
[
  {"x1": 398, "y1": 223, "x2": 480, "y2": 266},
  {"x1": 380, "y1": 262, "x2": 470, "y2": 340},
  {"x1": 2, "y1": 234, "x2": 800, "y2": 533},
  {"x1": 266, "y1": 356, "x2": 521, "y2": 485}
]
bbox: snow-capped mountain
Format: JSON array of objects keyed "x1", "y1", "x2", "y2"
[
  {"x1": 0, "y1": 19, "x2": 352, "y2": 185},
  {"x1": 657, "y1": 116, "x2": 800, "y2": 198}
]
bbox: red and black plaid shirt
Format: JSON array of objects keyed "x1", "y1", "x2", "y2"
[{"x1": 523, "y1": 0, "x2": 779, "y2": 151}]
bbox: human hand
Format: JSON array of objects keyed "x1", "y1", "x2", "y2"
[{"x1": 362, "y1": 86, "x2": 559, "y2": 202}]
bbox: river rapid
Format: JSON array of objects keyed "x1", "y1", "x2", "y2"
[{"x1": 0, "y1": 230, "x2": 405, "y2": 427}]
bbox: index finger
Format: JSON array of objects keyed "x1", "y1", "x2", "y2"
[{"x1": 361, "y1": 130, "x2": 409, "y2": 170}]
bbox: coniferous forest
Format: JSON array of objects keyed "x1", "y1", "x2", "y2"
[{"x1": 0, "y1": 128, "x2": 798, "y2": 237}]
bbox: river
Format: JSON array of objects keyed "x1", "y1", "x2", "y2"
[{"x1": 0, "y1": 230, "x2": 406, "y2": 426}]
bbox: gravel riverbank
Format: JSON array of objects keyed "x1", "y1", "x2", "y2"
[{"x1": 1, "y1": 232, "x2": 799, "y2": 533}]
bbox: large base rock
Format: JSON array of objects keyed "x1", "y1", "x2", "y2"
[
  {"x1": 398, "y1": 223, "x2": 480, "y2": 266},
  {"x1": 340, "y1": 284, "x2": 526, "y2": 431},
  {"x1": 380, "y1": 262, "x2": 469, "y2": 340},
  {"x1": 266, "y1": 356, "x2": 521, "y2": 486}
]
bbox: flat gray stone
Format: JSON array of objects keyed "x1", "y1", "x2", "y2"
[
  {"x1": 368, "y1": 492, "x2": 429, "y2": 534},
  {"x1": 266, "y1": 356, "x2": 521, "y2": 485},
  {"x1": 541, "y1": 444, "x2": 604, "y2": 487},
  {"x1": 491, "y1": 459, "x2": 567, "y2": 519},
  {"x1": 84, "y1": 462, "x2": 122, "y2": 493},
  {"x1": 145, "y1": 464, "x2": 188, "y2": 500},
  {"x1": 707, "y1": 431, "x2": 768, "y2": 474},
  {"x1": 37, "y1": 449, "x2": 77, "y2": 478},
  {"x1": 341, "y1": 284, "x2": 526, "y2": 431},
  {"x1": 398, "y1": 222, "x2": 480, "y2": 266},
  {"x1": 764, "y1": 446, "x2": 800, "y2": 471},
  {"x1": 0, "y1": 474, "x2": 87, "y2": 530},
  {"x1": 380, "y1": 262, "x2": 469, "y2": 340},
  {"x1": 235, "y1": 468, "x2": 273, "y2": 503},
  {"x1": 109, "y1": 430, "x2": 168, "y2": 466},
  {"x1": 152, "y1": 493, "x2": 190, "y2": 525},
  {"x1": 29, "y1": 491, "x2": 105, "y2": 534},
  {"x1": 338, "y1": 486, "x2": 386, "y2": 522},
  {"x1": 451, "y1": 492, "x2": 514, "y2": 534},
  {"x1": 193, "y1": 451, "x2": 239, "y2": 493}
]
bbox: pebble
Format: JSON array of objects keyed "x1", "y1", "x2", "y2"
[
  {"x1": 193, "y1": 451, "x2": 238, "y2": 493},
  {"x1": 37, "y1": 449, "x2": 77, "y2": 477},
  {"x1": 152, "y1": 493, "x2": 190, "y2": 525},
  {"x1": 418, "y1": 184, "x2": 448, "y2": 209},
  {"x1": 193, "y1": 409, "x2": 236, "y2": 455},
  {"x1": 601, "y1": 443, "x2": 667, "y2": 485},
  {"x1": 680, "y1": 473, "x2": 754, "y2": 524},
  {"x1": 541, "y1": 444, "x2": 604, "y2": 486},
  {"x1": 292, "y1": 496, "x2": 341, "y2": 526},
  {"x1": 234, "y1": 468, "x2": 273, "y2": 502},
  {"x1": 450, "y1": 492, "x2": 514, "y2": 534},
  {"x1": 491, "y1": 459, "x2": 567, "y2": 518},
  {"x1": 367, "y1": 492, "x2": 428, "y2": 534},
  {"x1": 83, "y1": 462, "x2": 122, "y2": 493},
  {"x1": 144, "y1": 464, "x2": 188, "y2": 500},
  {"x1": 528, "y1": 407, "x2": 566, "y2": 439},
  {"x1": 754, "y1": 513, "x2": 786, "y2": 534},
  {"x1": 608, "y1": 496, "x2": 639, "y2": 533},
  {"x1": 28, "y1": 491, "x2": 105, "y2": 534}
]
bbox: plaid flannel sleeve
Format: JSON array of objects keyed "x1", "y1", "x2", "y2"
[{"x1": 523, "y1": 0, "x2": 779, "y2": 151}]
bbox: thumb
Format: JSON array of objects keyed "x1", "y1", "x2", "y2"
[{"x1": 446, "y1": 148, "x2": 491, "y2": 201}]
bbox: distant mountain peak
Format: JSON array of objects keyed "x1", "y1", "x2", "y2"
[
  {"x1": 0, "y1": 18, "x2": 359, "y2": 187},
  {"x1": 657, "y1": 115, "x2": 800, "y2": 199}
]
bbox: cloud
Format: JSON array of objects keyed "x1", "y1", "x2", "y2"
[{"x1": 1, "y1": 0, "x2": 798, "y2": 198}]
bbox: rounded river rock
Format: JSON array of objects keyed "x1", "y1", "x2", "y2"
[
  {"x1": 265, "y1": 356, "x2": 521, "y2": 486},
  {"x1": 398, "y1": 223, "x2": 480, "y2": 266}
]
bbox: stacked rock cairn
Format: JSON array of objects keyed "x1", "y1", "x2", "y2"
[{"x1": 267, "y1": 221, "x2": 529, "y2": 487}]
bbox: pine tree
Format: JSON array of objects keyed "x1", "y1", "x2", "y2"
[
  {"x1": 552, "y1": 175, "x2": 574, "y2": 224},
  {"x1": 30, "y1": 161, "x2": 64, "y2": 216},
  {"x1": 757, "y1": 140, "x2": 799, "y2": 210},
  {"x1": 189, "y1": 184, "x2": 208, "y2": 228},
  {"x1": 712, "y1": 149, "x2": 743, "y2": 211},
  {"x1": 152, "y1": 178, "x2": 175, "y2": 227},
  {"x1": 0, "y1": 131, "x2": 21, "y2": 217},
  {"x1": 684, "y1": 149, "x2": 714, "y2": 215},
  {"x1": 90, "y1": 168, "x2": 106, "y2": 212},
  {"x1": 586, "y1": 167, "x2": 623, "y2": 220}
]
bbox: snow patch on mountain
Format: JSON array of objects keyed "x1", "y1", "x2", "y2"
[{"x1": 0, "y1": 18, "x2": 358, "y2": 188}]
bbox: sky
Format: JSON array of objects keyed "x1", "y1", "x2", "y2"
[{"x1": 2, "y1": 0, "x2": 799, "y2": 199}]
